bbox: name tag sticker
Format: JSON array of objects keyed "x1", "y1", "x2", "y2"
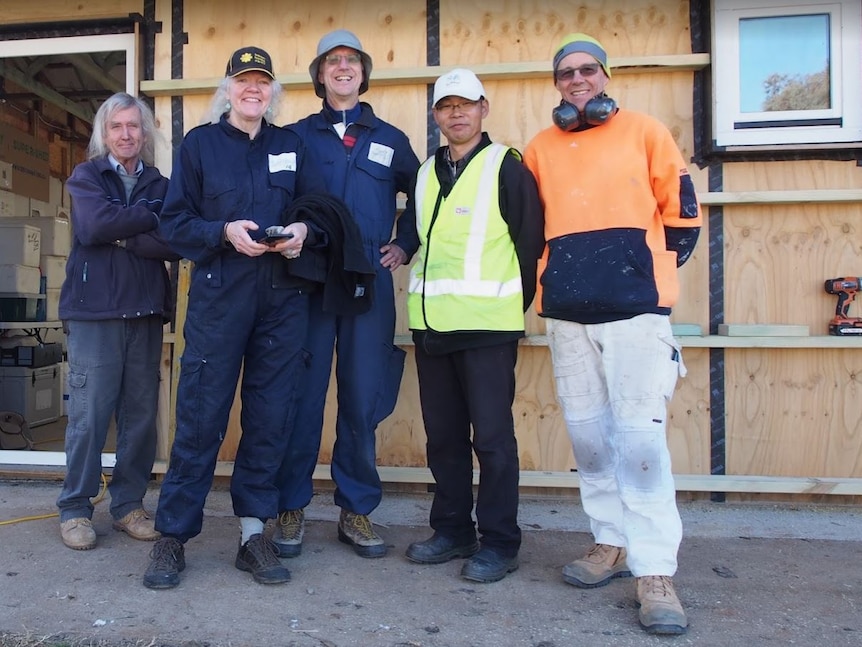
[
  {"x1": 269, "y1": 152, "x2": 296, "y2": 173},
  {"x1": 368, "y1": 142, "x2": 394, "y2": 168}
]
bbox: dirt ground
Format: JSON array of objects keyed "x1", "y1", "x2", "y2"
[{"x1": 1, "y1": 479, "x2": 861, "y2": 647}]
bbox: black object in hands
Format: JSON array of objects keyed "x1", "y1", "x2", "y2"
[{"x1": 263, "y1": 226, "x2": 295, "y2": 245}]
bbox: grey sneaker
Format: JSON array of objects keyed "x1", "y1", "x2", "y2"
[
  {"x1": 272, "y1": 509, "x2": 304, "y2": 558},
  {"x1": 636, "y1": 575, "x2": 688, "y2": 635},
  {"x1": 562, "y1": 543, "x2": 632, "y2": 588},
  {"x1": 337, "y1": 510, "x2": 386, "y2": 558}
]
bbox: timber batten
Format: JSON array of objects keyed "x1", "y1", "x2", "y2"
[{"x1": 1, "y1": 0, "x2": 860, "y2": 497}]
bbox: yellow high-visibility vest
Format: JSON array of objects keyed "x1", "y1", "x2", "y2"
[{"x1": 408, "y1": 143, "x2": 524, "y2": 333}]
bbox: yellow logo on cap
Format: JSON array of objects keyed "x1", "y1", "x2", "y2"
[{"x1": 240, "y1": 52, "x2": 253, "y2": 63}]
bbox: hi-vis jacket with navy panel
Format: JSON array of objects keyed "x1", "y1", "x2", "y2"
[{"x1": 524, "y1": 108, "x2": 702, "y2": 324}]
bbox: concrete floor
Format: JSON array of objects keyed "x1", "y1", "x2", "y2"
[{"x1": 0, "y1": 478, "x2": 860, "y2": 647}]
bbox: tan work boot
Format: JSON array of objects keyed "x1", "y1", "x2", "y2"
[
  {"x1": 272, "y1": 509, "x2": 305, "y2": 558},
  {"x1": 337, "y1": 510, "x2": 386, "y2": 558},
  {"x1": 562, "y1": 543, "x2": 632, "y2": 588},
  {"x1": 636, "y1": 575, "x2": 689, "y2": 635},
  {"x1": 112, "y1": 508, "x2": 160, "y2": 541},
  {"x1": 60, "y1": 517, "x2": 96, "y2": 550}
]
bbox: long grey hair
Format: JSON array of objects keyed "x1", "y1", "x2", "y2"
[
  {"x1": 202, "y1": 76, "x2": 284, "y2": 125},
  {"x1": 87, "y1": 92, "x2": 158, "y2": 165}
]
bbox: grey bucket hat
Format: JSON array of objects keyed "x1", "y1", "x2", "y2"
[{"x1": 308, "y1": 29, "x2": 373, "y2": 98}]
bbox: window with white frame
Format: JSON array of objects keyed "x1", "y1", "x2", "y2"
[{"x1": 712, "y1": 0, "x2": 862, "y2": 148}]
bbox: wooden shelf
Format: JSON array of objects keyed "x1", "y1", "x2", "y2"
[
  {"x1": 140, "y1": 53, "x2": 710, "y2": 97},
  {"x1": 700, "y1": 189, "x2": 862, "y2": 205},
  {"x1": 148, "y1": 461, "x2": 862, "y2": 495},
  {"x1": 394, "y1": 334, "x2": 862, "y2": 349}
]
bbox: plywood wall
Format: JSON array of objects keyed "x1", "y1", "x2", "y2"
[
  {"x1": 148, "y1": 0, "x2": 713, "y2": 476},
  {"x1": 11, "y1": 0, "x2": 852, "y2": 486},
  {"x1": 721, "y1": 159, "x2": 862, "y2": 478}
]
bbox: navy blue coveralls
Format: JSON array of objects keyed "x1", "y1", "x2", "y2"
[
  {"x1": 155, "y1": 117, "x2": 321, "y2": 542},
  {"x1": 276, "y1": 102, "x2": 420, "y2": 515}
]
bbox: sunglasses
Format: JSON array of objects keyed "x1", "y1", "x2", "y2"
[
  {"x1": 324, "y1": 53, "x2": 362, "y2": 66},
  {"x1": 554, "y1": 63, "x2": 601, "y2": 82}
]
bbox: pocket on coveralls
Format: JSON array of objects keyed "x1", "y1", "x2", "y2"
[{"x1": 371, "y1": 345, "x2": 406, "y2": 426}]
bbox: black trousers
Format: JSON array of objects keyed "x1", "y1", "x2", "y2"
[{"x1": 415, "y1": 339, "x2": 522, "y2": 557}]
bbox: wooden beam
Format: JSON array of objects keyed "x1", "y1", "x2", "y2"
[
  {"x1": 140, "y1": 54, "x2": 710, "y2": 97},
  {"x1": 0, "y1": 60, "x2": 94, "y2": 123},
  {"x1": 397, "y1": 189, "x2": 862, "y2": 213},
  {"x1": 66, "y1": 53, "x2": 125, "y2": 95},
  {"x1": 392, "y1": 334, "x2": 862, "y2": 349},
  {"x1": 700, "y1": 189, "x2": 862, "y2": 205},
  {"x1": 147, "y1": 461, "x2": 862, "y2": 495}
]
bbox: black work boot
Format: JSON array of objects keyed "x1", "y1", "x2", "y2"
[
  {"x1": 235, "y1": 533, "x2": 291, "y2": 585},
  {"x1": 143, "y1": 537, "x2": 185, "y2": 589},
  {"x1": 460, "y1": 546, "x2": 519, "y2": 583},
  {"x1": 406, "y1": 533, "x2": 479, "y2": 564}
]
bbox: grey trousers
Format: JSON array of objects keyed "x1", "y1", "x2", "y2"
[{"x1": 57, "y1": 316, "x2": 163, "y2": 522}]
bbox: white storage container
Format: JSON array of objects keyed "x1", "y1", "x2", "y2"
[
  {"x1": 40, "y1": 254, "x2": 67, "y2": 289},
  {"x1": 0, "y1": 190, "x2": 30, "y2": 218},
  {"x1": 5, "y1": 216, "x2": 69, "y2": 256},
  {"x1": 0, "y1": 264, "x2": 41, "y2": 293},
  {"x1": 0, "y1": 364, "x2": 62, "y2": 428},
  {"x1": 45, "y1": 287, "x2": 60, "y2": 320},
  {"x1": 0, "y1": 223, "x2": 40, "y2": 267}
]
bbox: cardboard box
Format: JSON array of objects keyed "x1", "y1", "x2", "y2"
[
  {"x1": 0, "y1": 190, "x2": 30, "y2": 218},
  {"x1": 40, "y1": 255, "x2": 67, "y2": 290},
  {"x1": 0, "y1": 123, "x2": 49, "y2": 202},
  {"x1": 0, "y1": 264, "x2": 41, "y2": 294},
  {"x1": 4, "y1": 216, "x2": 69, "y2": 256},
  {"x1": 0, "y1": 364, "x2": 62, "y2": 427},
  {"x1": 0, "y1": 223, "x2": 40, "y2": 266},
  {"x1": 0, "y1": 161, "x2": 12, "y2": 191}
]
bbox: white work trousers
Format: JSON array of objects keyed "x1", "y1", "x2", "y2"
[{"x1": 546, "y1": 314, "x2": 684, "y2": 577}]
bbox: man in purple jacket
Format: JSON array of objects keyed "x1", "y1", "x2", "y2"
[{"x1": 56, "y1": 92, "x2": 179, "y2": 551}]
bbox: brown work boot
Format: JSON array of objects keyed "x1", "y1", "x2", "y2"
[
  {"x1": 60, "y1": 517, "x2": 96, "y2": 550},
  {"x1": 272, "y1": 509, "x2": 304, "y2": 558},
  {"x1": 337, "y1": 510, "x2": 386, "y2": 558},
  {"x1": 562, "y1": 543, "x2": 631, "y2": 588},
  {"x1": 112, "y1": 508, "x2": 160, "y2": 541},
  {"x1": 636, "y1": 575, "x2": 689, "y2": 635}
]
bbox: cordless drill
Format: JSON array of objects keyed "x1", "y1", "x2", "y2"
[{"x1": 824, "y1": 278, "x2": 862, "y2": 335}]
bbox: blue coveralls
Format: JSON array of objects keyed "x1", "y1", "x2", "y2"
[
  {"x1": 155, "y1": 117, "x2": 320, "y2": 542},
  {"x1": 276, "y1": 103, "x2": 420, "y2": 515}
]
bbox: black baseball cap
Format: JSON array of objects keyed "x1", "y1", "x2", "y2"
[{"x1": 225, "y1": 46, "x2": 275, "y2": 79}]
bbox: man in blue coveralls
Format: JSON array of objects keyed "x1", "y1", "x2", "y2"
[{"x1": 273, "y1": 29, "x2": 420, "y2": 559}]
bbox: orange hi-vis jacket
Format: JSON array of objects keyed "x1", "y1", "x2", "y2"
[{"x1": 523, "y1": 108, "x2": 702, "y2": 323}]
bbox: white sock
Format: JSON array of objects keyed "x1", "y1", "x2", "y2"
[{"x1": 240, "y1": 517, "x2": 265, "y2": 544}]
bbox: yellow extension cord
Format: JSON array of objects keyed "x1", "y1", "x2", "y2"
[{"x1": 0, "y1": 472, "x2": 109, "y2": 526}]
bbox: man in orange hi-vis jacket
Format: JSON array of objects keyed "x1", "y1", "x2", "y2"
[{"x1": 524, "y1": 32, "x2": 702, "y2": 636}]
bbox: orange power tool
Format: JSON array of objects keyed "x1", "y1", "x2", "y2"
[{"x1": 825, "y1": 278, "x2": 862, "y2": 335}]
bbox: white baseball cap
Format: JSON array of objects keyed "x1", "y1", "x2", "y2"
[{"x1": 433, "y1": 68, "x2": 485, "y2": 106}]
